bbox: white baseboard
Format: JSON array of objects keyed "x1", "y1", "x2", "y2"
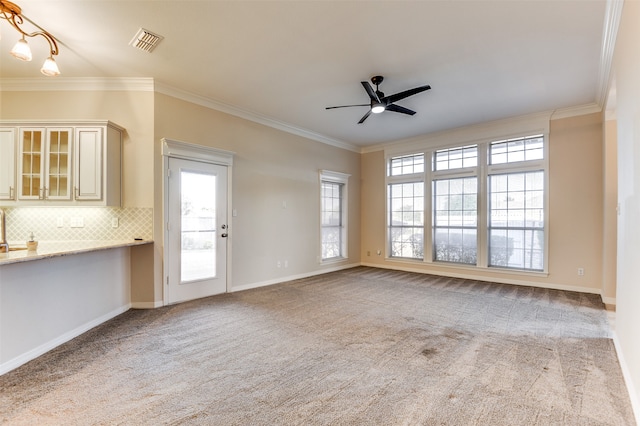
[
  {"x1": 612, "y1": 331, "x2": 640, "y2": 425},
  {"x1": 0, "y1": 304, "x2": 130, "y2": 376},
  {"x1": 131, "y1": 301, "x2": 164, "y2": 309},
  {"x1": 602, "y1": 296, "x2": 617, "y2": 306},
  {"x1": 359, "y1": 261, "x2": 601, "y2": 295},
  {"x1": 231, "y1": 263, "x2": 360, "y2": 293}
]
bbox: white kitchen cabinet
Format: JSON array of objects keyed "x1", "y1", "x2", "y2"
[
  {"x1": 18, "y1": 127, "x2": 73, "y2": 201},
  {"x1": 74, "y1": 124, "x2": 122, "y2": 206},
  {"x1": 0, "y1": 128, "x2": 16, "y2": 201},
  {"x1": 0, "y1": 121, "x2": 123, "y2": 206}
]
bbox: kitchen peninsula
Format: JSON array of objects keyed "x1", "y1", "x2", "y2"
[{"x1": 0, "y1": 239, "x2": 153, "y2": 375}]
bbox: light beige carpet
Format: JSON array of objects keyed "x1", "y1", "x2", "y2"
[{"x1": 0, "y1": 267, "x2": 635, "y2": 425}]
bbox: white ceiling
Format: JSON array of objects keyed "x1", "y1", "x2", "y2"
[{"x1": 0, "y1": 1, "x2": 609, "y2": 149}]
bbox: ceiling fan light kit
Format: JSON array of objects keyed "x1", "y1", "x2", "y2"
[
  {"x1": 371, "y1": 103, "x2": 385, "y2": 114},
  {"x1": 0, "y1": 0, "x2": 61, "y2": 76},
  {"x1": 326, "y1": 75, "x2": 431, "y2": 124}
]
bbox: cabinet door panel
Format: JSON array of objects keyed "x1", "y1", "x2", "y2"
[
  {"x1": 46, "y1": 129, "x2": 73, "y2": 200},
  {"x1": 0, "y1": 128, "x2": 16, "y2": 200},
  {"x1": 75, "y1": 128, "x2": 103, "y2": 201},
  {"x1": 18, "y1": 128, "x2": 46, "y2": 200}
]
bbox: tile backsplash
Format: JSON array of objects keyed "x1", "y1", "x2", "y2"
[{"x1": 2, "y1": 207, "x2": 153, "y2": 242}]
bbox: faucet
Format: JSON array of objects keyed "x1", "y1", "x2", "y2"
[{"x1": 0, "y1": 209, "x2": 8, "y2": 253}]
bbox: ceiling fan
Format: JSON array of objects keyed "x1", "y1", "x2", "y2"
[{"x1": 326, "y1": 76, "x2": 431, "y2": 124}]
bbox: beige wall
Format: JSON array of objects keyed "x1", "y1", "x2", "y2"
[
  {"x1": 548, "y1": 112, "x2": 604, "y2": 290},
  {"x1": 611, "y1": 0, "x2": 640, "y2": 416},
  {"x1": 153, "y1": 93, "x2": 361, "y2": 299},
  {"x1": 360, "y1": 113, "x2": 605, "y2": 292},
  {"x1": 0, "y1": 90, "x2": 361, "y2": 305}
]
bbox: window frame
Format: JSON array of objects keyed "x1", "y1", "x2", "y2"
[
  {"x1": 384, "y1": 133, "x2": 548, "y2": 274},
  {"x1": 386, "y1": 152, "x2": 426, "y2": 261},
  {"x1": 431, "y1": 145, "x2": 479, "y2": 266},
  {"x1": 486, "y1": 136, "x2": 547, "y2": 272},
  {"x1": 319, "y1": 170, "x2": 350, "y2": 263}
]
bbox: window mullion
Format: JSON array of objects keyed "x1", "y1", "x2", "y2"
[
  {"x1": 477, "y1": 142, "x2": 489, "y2": 267},
  {"x1": 424, "y1": 151, "x2": 433, "y2": 263}
]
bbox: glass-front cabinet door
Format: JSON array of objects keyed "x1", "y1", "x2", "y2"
[
  {"x1": 46, "y1": 128, "x2": 72, "y2": 200},
  {"x1": 18, "y1": 127, "x2": 72, "y2": 201},
  {"x1": 19, "y1": 128, "x2": 44, "y2": 200}
]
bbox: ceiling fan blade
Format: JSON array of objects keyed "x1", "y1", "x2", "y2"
[
  {"x1": 358, "y1": 109, "x2": 372, "y2": 124},
  {"x1": 325, "y1": 104, "x2": 370, "y2": 110},
  {"x1": 382, "y1": 85, "x2": 431, "y2": 104},
  {"x1": 361, "y1": 81, "x2": 381, "y2": 103},
  {"x1": 385, "y1": 104, "x2": 417, "y2": 116}
]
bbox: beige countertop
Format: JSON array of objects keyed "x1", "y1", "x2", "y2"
[{"x1": 0, "y1": 240, "x2": 153, "y2": 266}]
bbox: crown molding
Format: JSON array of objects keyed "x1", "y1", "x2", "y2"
[
  {"x1": 0, "y1": 76, "x2": 358, "y2": 152},
  {"x1": 362, "y1": 110, "x2": 553, "y2": 155},
  {"x1": 154, "y1": 82, "x2": 360, "y2": 153},
  {"x1": 596, "y1": 0, "x2": 624, "y2": 108},
  {"x1": 550, "y1": 102, "x2": 602, "y2": 120},
  {"x1": 0, "y1": 77, "x2": 154, "y2": 92},
  {"x1": 363, "y1": 102, "x2": 604, "y2": 155}
]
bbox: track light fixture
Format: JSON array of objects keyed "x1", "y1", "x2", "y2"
[{"x1": 0, "y1": 0, "x2": 60, "y2": 76}]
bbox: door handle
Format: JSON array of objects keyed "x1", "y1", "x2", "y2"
[{"x1": 221, "y1": 233, "x2": 228, "y2": 238}]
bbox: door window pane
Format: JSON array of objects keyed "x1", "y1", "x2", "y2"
[{"x1": 181, "y1": 171, "x2": 216, "y2": 282}]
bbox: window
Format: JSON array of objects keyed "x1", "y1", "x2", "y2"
[
  {"x1": 388, "y1": 153, "x2": 424, "y2": 176},
  {"x1": 385, "y1": 134, "x2": 546, "y2": 272},
  {"x1": 389, "y1": 182, "x2": 424, "y2": 259},
  {"x1": 490, "y1": 135, "x2": 544, "y2": 164},
  {"x1": 320, "y1": 170, "x2": 349, "y2": 261},
  {"x1": 433, "y1": 177, "x2": 477, "y2": 264},
  {"x1": 434, "y1": 144, "x2": 478, "y2": 171},
  {"x1": 488, "y1": 172, "x2": 544, "y2": 270},
  {"x1": 387, "y1": 153, "x2": 425, "y2": 259},
  {"x1": 432, "y1": 145, "x2": 478, "y2": 265}
]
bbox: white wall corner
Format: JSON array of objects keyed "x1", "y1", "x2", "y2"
[
  {"x1": 612, "y1": 332, "x2": 640, "y2": 425},
  {"x1": 596, "y1": 0, "x2": 625, "y2": 108}
]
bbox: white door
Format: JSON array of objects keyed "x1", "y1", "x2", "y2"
[{"x1": 166, "y1": 157, "x2": 228, "y2": 304}]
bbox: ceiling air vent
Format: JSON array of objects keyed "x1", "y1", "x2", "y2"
[{"x1": 129, "y1": 28, "x2": 164, "y2": 53}]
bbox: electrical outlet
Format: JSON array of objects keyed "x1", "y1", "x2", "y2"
[
  {"x1": 277, "y1": 261, "x2": 281, "y2": 268},
  {"x1": 56, "y1": 217, "x2": 64, "y2": 228},
  {"x1": 377, "y1": 249, "x2": 382, "y2": 256},
  {"x1": 367, "y1": 251, "x2": 371, "y2": 256},
  {"x1": 578, "y1": 268, "x2": 584, "y2": 276},
  {"x1": 111, "y1": 218, "x2": 119, "y2": 228}
]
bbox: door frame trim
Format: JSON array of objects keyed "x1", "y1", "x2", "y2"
[{"x1": 161, "y1": 138, "x2": 234, "y2": 305}]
